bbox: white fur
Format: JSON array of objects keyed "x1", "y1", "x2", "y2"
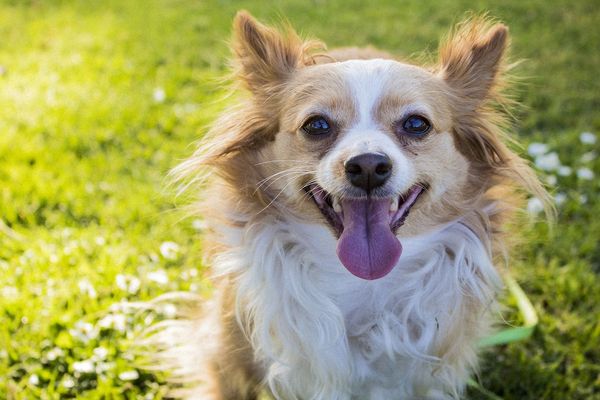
[
  {"x1": 206, "y1": 211, "x2": 502, "y2": 399},
  {"x1": 318, "y1": 60, "x2": 420, "y2": 197}
]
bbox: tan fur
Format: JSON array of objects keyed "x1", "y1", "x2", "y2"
[{"x1": 166, "y1": 11, "x2": 550, "y2": 399}]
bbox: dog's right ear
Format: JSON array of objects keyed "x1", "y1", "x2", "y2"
[{"x1": 232, "y1": 11, "x2": 323, "y2": 94}]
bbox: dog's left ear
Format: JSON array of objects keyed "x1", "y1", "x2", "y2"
[
  {"x1": 232, "y1": 11, "x2": 323, "y2": 95},
  {"x1": 438, "y1": 19, "x2": 508, "y2": 104}
]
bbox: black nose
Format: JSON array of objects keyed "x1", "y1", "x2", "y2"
[{"x1": 344, "y1": 153, "x2": 393, "y2": 192}]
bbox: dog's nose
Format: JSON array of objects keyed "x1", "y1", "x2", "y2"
[{"x1": 345, "y1": 153, "x2": 392, "y2": 192}]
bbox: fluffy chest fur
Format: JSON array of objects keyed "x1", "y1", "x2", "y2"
[{"x1": 216, "y1": 213, "x2": 501, "y2": 399}]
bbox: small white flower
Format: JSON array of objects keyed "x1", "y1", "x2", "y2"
[
  {"x1": 62, "y1": 376, "x2": 75, "y2": 389},
  {"x1": 116, "y1": 274, "x2": 127, "y2": 291},
  {"x1": 580, "y1": 131, "x2": 597, "y2": 145},
  {"x1": 116, "y1": 274, "x2": 140, "y2": 294},
  {"x1": 78, "y1": 279, "x2": 97, "y2": 298},
  {"x1": 119, "y1": 370, "x2": 139, "y2": 381},
  {"x1": 160, "y1": 241, "x2": 180, "y2": 260},
  {"x1": 95, "y1": 361, "x2": 113, "y2": 375},
  {"x1": 73, "y1": 359, "x2": 95, "y2": 373},
  {"x1": 581, "y1": 152, "x2": 597, "y2": 163},
  {"x1": 153, "y1": 87, "x2": 166, "y2": 103},
  {"x1": 71, "y1": 321, "x2": 98, "y2": 342},
  {"x1": 46, "y1": 347, "x2": 64, "y2": 361},
  {"x1": 527, "y1": 142, "x2": 549, "y2": 157},
  {"x1": 2, "y1": 286, "x2": 18, "y2": 297},
  {"x1": 535, "y1": 152, "x2": 561, "y2": 171},
  {"x1": 95, "y1": 236, "x2": 106, "y2": 246},
  {"x1": 554, "y1": 192, "x2": 567, "y2": 206},
  {"x1": 148, "y1": 270, "x2": 169, "y2": 285},
  {"x1": 128, "y1": 277, "x2": 140, "y2": 294},
  {"x1": 527, "y1": 197, "x2": 544, "y2": 215},
  {"x1": 93, "y1": 346, "x2": 109, "y2": 360},
  {"x1": 558, "y1": 165, "x2": 572, "y2": 176},
  {"x1": 98, "y1": 313, "x2": 127, "y2": 332},
  {"x1": 112, "y1": 314, "x2": 127, "y2": 332},
  {"x1": 29, "y1": 374, "x2": 39, "y2": 386},
  {"x1": 577, "y1": 167, "x2": 595, "y2": 180},
  {"x1": 580, "y1": 194, "x2": 588, "y2": 204},
  {"x1": 546, "y1": 175, "x2": 557, "y2": 185}
]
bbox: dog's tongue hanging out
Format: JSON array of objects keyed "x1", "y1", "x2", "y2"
[{"x1": 336, "y1": 198, "x2": 401, "y2": 280}]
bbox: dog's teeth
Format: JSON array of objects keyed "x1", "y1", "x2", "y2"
[
  {"x1": 332, "y1": 197, "x2": 342, "y2": 213},
  {"x1": 390, "y1": 197, "x2": 399, "y2": 213}
]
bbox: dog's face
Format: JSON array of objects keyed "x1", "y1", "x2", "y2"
[
  {"x1": 270, "y1": 60, "x2": 467, "y2": 279},
  {"x1": 203, "y1": 12, "x2": 543, "y2": 280}
]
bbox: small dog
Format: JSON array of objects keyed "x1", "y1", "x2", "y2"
[{"x1": 158, "y1": 11, "x2": 548, "y2": 399}]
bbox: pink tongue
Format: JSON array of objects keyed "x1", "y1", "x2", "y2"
[{"x1": 336, "y1": 198, "x2": 402, "y2": 280}]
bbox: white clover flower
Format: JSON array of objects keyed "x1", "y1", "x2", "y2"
[
  {"x1": 28, "y1": 374, "x2": 39, "y2": 386},
  {"x1": 580, "y1": 131, "x2": 597, "y2": 145},
  {"x1": 46, "y1": 347, "x2": 64, "y2": 361},
  {"x1": 115, "y1": 274, "x2": 127, "y2": 290},
  {"x1": 558, "y1": 166, "x2": 572, "y2": 176},
  {"x1": 153, "y1": 87, "x2": 166, "y2": 103},
  {"x1": 95, "y1": 361, "x2": 113, "y2": 375},
  {"x1": 93, "y1": 346, "x2": 108, "y2": 360},
  {"x1": 581, "y1": 152, "x2": 597, "y2": 163},
  {"x1": 148, "y1": 270, "x2": 169, "y2": 285},
  {"x1": 535, "y1": 152, "x2": 561, "y2": 171},
  {"x1": 554, "y1": 192, "x2": 567, "y2": 206},
  {"x1": 527, "y1": 197, "x2": 545, "y2": 215},
  {"x1": 546, "y1": 175, "x2": 557, "y2": 185},
  {"x1": 113, "y1": 314, "x2": 127, "y2": 332},
  {"x1": 62, "y1": 376, "x2": 75, "y2": 389},
  {"x1": 2, "y1": 286, "x2": 18, "y2": 297},
  {"x1": 116, "y1": 274, "x2": 140, "y2": 294},
  {"x1": 73, "y1": 359, "x2": 95, "y2": 373},
  {"x1": 577, "y1": 167, "x2": 595, "y2": 180},
  {"x1": 98, "y1": 313, "x2": 126, "y2": 332},
  {"x1": 527, "y1": 142, "x2": 549, "y2": 157},
  {"x1": 119, "y1": 370, "x2": 139, "y2": 381},
  {"x1": 160, "y1": 241, "x2": 180, "y2": 260},
  {"x1": 128, "y1": 277, "x2": 141, "y2": 294},
  {"x1": 78, "y1": 279, "x2": 97, "y2": 298},
  {"x1": 70, "y1": 321, "x2": 98, "y2": 342}
]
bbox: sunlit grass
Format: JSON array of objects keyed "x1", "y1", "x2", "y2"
[{"x1": 0, "y1": 1, "x2": 598, "y2": 399}]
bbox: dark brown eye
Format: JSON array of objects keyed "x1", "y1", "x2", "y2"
[
  {"x1": 400, "y1": 115, "x2": 431, "y2": 137},
  {"x1": 301, "y1": 116, "x2": 331, "y2": 137}
]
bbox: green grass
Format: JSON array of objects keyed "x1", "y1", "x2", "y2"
[{"x1": 0, "y1": 0, "x2": 598, "y2": 398}]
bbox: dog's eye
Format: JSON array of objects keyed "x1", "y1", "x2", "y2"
[
  {"x1": 301, "y1": 116, "x2": 331, "y2": 137},
  {"x1": 400, "y1": 115, "x2": 431, "y2": 137}
]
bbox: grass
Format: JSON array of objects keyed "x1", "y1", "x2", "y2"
[{"x1": 0, "y1": 0, "x2": 598, "y2": 398}]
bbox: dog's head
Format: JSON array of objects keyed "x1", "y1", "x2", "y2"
[{"x1": 186, "y1": 12, "x2": 546, "y2": 280}]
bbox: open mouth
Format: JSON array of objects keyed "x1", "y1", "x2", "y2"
[{"x1": 306, "y1": 184, "x2": 425, "y2": 280}]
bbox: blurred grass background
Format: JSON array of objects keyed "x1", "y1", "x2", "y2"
[{"x1": 0, "y1": 0, "x2": 598, "y2": 398}]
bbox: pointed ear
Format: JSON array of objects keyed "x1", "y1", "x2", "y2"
[
  {"x1": 232, "y1": 11, "x2": 323, "y2": 94},
  {"x1": 439, "y1": 18, "x2": 509, "y2": 103}
]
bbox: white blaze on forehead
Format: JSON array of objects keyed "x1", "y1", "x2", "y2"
[
  {"x1": 336, "y1": 59, "x2": 396, "y2": 128},
  {"x1": 317, "y1": 59, "x2": 416, "y2": 195}
]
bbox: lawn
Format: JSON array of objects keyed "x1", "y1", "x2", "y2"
[{"x1": 0, "y1": 0, "x2": 598, "y2": 399}]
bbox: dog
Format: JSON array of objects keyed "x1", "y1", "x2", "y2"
[{"x1": 155, "y1": 11, "x2": 549, "y2": 399}]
